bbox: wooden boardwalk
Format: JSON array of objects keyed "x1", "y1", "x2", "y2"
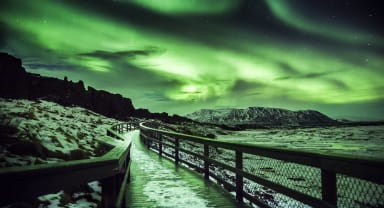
[{"x1": 124, "y1": 131, "x2": 244, "y2": 207}]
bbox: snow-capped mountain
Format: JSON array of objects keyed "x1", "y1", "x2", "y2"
[{"x1": 186, "y1": 107, "x2": 337, "y2": 127}]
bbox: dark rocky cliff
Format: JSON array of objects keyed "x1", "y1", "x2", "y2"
[{"x1": 0, "y1": 52, "x2": 188, "y2": 122}]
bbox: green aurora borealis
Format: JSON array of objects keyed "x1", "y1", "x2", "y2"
[{"x1": 1, "y1": 0, "x2": 383, "y2": 120}]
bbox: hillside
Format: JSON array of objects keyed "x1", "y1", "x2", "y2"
[
  {"x1": 186, "y1": 107, "x2": 337, "y2": 127},
  {"x1": 0, "y1": 98, "x2": 123, "y2": 167},
  {"x1": 0, "y1": 98, "x2": 136, "y2": 207}
]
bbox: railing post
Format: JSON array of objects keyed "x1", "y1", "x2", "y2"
[
  {"x1": 175, "y1": 138, "x2": 179, "y2": 164},
  {"x1": 101, "y1": 175, "x2": 118, "y2": 207},
  {"x1": 147, "y1": 132, "x2": 152, "y2": 149},
  {"x1": 204, "y1": 144, "x2": 209, "y2": 180},
  {"x1": 321, "y1": 169, "x2": 337, "y2": 206},
  {"x1": 236, "y1": 151, "x2": 243, "y2": 203},
  {"x1": 159, "y1": 134, "x2": 163, "y2": 157}
]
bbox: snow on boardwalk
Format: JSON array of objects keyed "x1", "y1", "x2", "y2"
[{"x1": 124, "y1": 130, "x2": 242, "y2": 208}]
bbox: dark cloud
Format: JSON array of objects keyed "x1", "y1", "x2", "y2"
[
  {"x1": 274, "y1": 76, "x2": 291, "y2": 81},
  {"x1": 301, "y1": 72, "x2": 332, "y2": 78},
  {"x1": 144, "y1": 92, "x2": 172, "y2": 102},
  {"x1": 232, "y1": 79, "x2": 266, "y2": 92},
  {"x1": 275, "y1": 71, "x2": 336, "y2": 80},
  {"x1": 180, "y1": 91, "x2": 202, "y2": 95},
  {"x1": 327, "y1": 79, "x2": 349, "y2": 90},
  {"x1": 158, "y1": 79, "x2": 183, "y2": 87},
  {"x1": 230, "y1": 80, "x2": 266, "y2": 99},
  {"x1": 243, "y1": 92, "x2": 264, "y2": 97},
  {"x1": 25, "y1": 63, "x2": 78, "y2": 71},
  {"x1": 78, "y1": 47, "x2": 166, "y2": 60},
  {"x1": 277, "y1": 62, "x2": 300, "y2": 74},
  {"x1": 65, "y1": 0, "x2": 224, "y2": 46},
  {"x1": 276, "y1": 60, "x2": 345, "y2": 81}
]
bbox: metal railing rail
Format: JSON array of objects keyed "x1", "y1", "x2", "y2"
[
  {"x1": 139, "y1": 122, "x2": 384, "y2": 208},
  {"x1": 0, "y1": 122, "x2": 135, "y2": 208}
]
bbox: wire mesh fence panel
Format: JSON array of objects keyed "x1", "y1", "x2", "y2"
[
  {"x1": 209, "y1": 146, "x2": 236, "y2": 168},
  {"x1": 243, "y1": 178, "x2": 311, "y2": 208},
  {"x1": 337, "y1": 174, "x2": 384, "y2": 207},
  {"x1": 179, "y1": 151, "x2": 205, "y2": 171},
  {"x1": 179, "y1": 140, "x2": 204, "y2": 155},
  {"x1": 148, "y1": 139, "x2": 160, "y2": 150},
  {"x1": 162, "y1": 135, "x2": 175, "y2": 147},
  {"x1": 178, "y1": 140, "x2": 204, "y2": 169},
  {"x1": 209, "y1": 165, "x2": 236, "y2": 188},
  {"x1": 207, "y1": 146, "x2": 237, "y2": 192},
  {"x1": 162, "y1": 143, "x2": 175, "y2": 158},
  {"x1": 243, "y1": 153, "x2": 322, "y2": 199}
]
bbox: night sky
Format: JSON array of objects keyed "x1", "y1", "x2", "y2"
[{"x1": 1, "y1": 0, "x2": 383, "y2": 120}]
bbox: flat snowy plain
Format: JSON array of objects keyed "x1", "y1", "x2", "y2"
[{"x1": 217, "y1": 125, "x2": 384, "y2": 159}]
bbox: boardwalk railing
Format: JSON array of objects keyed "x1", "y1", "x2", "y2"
[
  {"x1": 0, "y1": 122, "x2": 135, "y2": 207},
  {"x1": 140, "y1": 122, "x2": 384, "y2": 208}
]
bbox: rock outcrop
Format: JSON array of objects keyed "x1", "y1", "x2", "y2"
[{"x1": 0, "y1": 52, "x2": 188, "y2": 122}]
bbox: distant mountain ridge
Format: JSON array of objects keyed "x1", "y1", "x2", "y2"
[{"x1": 186, "y1": 107, "x2": 337, "y2": 127}]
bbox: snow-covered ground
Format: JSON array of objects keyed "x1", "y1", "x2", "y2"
[
  {"x1": 0, "y1": 98, "x2": 121, "y2": 167},
  {"x1": 217, "y1": 125, "x2": 384, "y2": 159},
  {"x1": 0, "y1": 98, "x2": 123, "y2": 207},
  {"x1": 37, "y1": 181, "x2": 102, "y2": 208}
]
